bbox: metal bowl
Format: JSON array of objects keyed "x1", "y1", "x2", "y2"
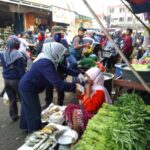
[{"x1": 54, "y1": 129, "x2": 78, "y2": 145}]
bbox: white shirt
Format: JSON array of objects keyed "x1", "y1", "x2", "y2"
[{"x1": 19, "y1": 38, "x2": 30, "y2": 58}]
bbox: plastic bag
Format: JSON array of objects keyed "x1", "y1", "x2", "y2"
[
  {"x1": 49, "y1": 112, "x2": 64, "y2": 124},
  {"x1": 3, "y1": 92, "x2": 9, "y2": 105}
]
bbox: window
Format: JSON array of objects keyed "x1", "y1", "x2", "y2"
[
  {"x1": 119, "y1": 8, "x2": 125, "y2": 13},
  {"x1": 109, "y1": 8, "x2": 114, "y2": 13},
  {"x1": 119, "y1": 17, "x2": 124, "y2": 22},
  {"x1": 127, "y1": 17, "x2": 132, "y2": 21}
]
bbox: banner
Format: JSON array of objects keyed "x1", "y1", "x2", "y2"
[{"x1": 52, "y1": 6, "x2": 75, "y2": 24}]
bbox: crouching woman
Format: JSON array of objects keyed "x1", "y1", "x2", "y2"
[{"x1": 64, "y1": 66, "x2": 112, "y2": 134}]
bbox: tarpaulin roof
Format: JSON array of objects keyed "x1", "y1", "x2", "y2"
[{"x1": 126, "y1": 0, "x2": 150, "y2": 14}]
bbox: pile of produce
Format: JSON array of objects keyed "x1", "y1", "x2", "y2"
[
  {"x1": 25, "y1": 124, "x2": 58, "y2": 150},
  {"x1": 82, "y1": 46, "x2": 94, "y2": 57},
  {"x1": 41, "y1": 103, "x2": 66, "y2": 124},
  {"x1": 78, "y1": 58, "x2": 96, "y2": 69},
  {"x1": 74, "y1": 93, "x2": 150, "y2": 150},
  {"x1": 140, "y1": 57, "x2": 150, "y2": 65},
  {"x1": 124, "y1": 64, "x2": 150, "y2": 71}
]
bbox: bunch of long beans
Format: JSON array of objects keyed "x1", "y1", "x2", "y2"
[{"x1": 74, "y1": 93, "x2": 150, "y2": 150}]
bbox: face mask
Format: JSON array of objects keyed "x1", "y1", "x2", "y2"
[
  {"x1": 38, "y1": 35, "x2": 44, "y2": 41},
  {"x1": 55, "y1": 55, "x2": 64, "y2": 64},
  {"x1": 54, "y1": 33, "x2": 62, "y2": 42}
]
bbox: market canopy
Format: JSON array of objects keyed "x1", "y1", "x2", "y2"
[{"x1": 125, "y1": 0, "x2": 150, "y2": 14}]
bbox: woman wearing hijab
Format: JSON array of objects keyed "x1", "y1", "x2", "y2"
[
  {"x1": 19, "y1": 42, "x2": 79, "y2": 133},
  {"x1": 64, "y1": 65, "x2": 112, "y2": 134},
  {"x1": 0, "y1": 35, "x2": 25, "y2": 121}
]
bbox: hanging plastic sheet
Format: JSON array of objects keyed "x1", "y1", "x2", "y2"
[{"x1": 126, "y1": 0, "x2": 150, "y2": 14}]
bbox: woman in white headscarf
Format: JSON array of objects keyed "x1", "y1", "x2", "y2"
[
  {"x1": 19, "y1": 42, "x2": 79, "y2": 133},
  {"x1": 64, "y1": 65, "x2": 112, "y2": 134}
]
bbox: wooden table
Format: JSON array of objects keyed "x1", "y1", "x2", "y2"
[
  {"x1": 113, "y1": 78, "x2": 150, "y2": 98},
  {"x1": 113, "y1": 79, "x2": 150, "y2": 91}
]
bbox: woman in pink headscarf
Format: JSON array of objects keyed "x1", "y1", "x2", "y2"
[{"x1": 64, "y1": 65, "x2": 112, "y2": 134}]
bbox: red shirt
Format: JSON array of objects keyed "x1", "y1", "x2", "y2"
[
  {"x1": 78, "y1": 90, "x2": 105, "y2": 113},
  {"x1": 123, "y1": 35, "x2": 133, "y2": 54}
]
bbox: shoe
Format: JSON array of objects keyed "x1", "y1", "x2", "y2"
[{"x1": 12, "y1": 116, "x2": 19, "y2": 122}]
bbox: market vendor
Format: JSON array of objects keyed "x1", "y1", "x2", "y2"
[
  {"x1": 64, "y1": 65, "x2": 112, "y2": 134},
  {"x1": 67, "y1": 27, "x2": 90, "y2": 69},
  {"x1": 19, "y1": 42, "x2": 81, "y2": 134}
]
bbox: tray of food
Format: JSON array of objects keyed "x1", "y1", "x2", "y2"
[{"x1": 18, "y1": 123, "x2": 71, "y2": 150}]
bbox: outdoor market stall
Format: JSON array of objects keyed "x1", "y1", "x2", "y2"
[
  {"x1": 73, "y1": 1, "x2": 150, "y2": 150},
  {"x1": 18, "y1": 0, "x2": 150, "y2": 150}
]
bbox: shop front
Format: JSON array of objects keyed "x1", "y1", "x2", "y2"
[
  {"x1": 25, "y1": 11, "x2": 52, "y2": 34},
  {"x1": 0, "y1": 2, "x2": 24, "y2": 40}
]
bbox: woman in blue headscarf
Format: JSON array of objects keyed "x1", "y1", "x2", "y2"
[{"x1": 0, "y1": 35, "x2": 25, "y2": 121}]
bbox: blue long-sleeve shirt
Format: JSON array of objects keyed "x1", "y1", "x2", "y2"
[
  {"x1": 0, "y1": 53, "x2": 25, "y2": 80},
  {"x1": 19, "y1": 59, "x2": 78, "y2": 93}
]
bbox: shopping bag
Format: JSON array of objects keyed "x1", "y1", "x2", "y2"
[{"x1": 3, "y1": 92, "x2": 9, "y2": 106}]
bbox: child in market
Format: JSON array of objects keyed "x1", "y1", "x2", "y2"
[{"x1": 64, "y1": 64, "x2": 112, "y2": 134}]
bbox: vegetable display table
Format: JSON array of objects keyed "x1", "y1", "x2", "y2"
[
  {"x1": 113, "y1": 78, "x2": 150, "y2": 99},
  {"x1": 113, "y1": 79, "x2": 150, "y2": 91}
]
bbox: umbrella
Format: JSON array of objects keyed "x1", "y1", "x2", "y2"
[{"x1": 125, "y1": 0, "x2": 150, "y2": 14}]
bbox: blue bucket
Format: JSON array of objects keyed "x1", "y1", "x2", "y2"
[{"x1": 115, "y1": 63, "x2": 126, "y2": 77}]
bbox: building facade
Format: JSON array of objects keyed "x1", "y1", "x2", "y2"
[
  {"x1": 0, "y1": 0, "x2": 92, "y2": 40},
  {"x1": 107, "y1": 5, "x2": 149, "y2": 30}
]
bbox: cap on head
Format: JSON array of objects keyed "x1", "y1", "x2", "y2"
[
  {"x1": 51, "y1": 26, "x2": 63, "y2": 33},
  {"x1": 78, "y1": 27, "x2": 87, "y2": 32}
]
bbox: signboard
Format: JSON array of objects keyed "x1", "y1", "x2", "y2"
[{"x1": 52, "y1": 6, "x2": 75, "y2": 24}]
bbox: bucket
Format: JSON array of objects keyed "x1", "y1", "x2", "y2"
[
  {"x1": 104, "y1": 73, "x2": 114, "y2": 95},
  {"x1": 115, "y1": 63, "x2": 126, "y2": 77},
  {"x1": 121, "y1": 65, "x2": 150, "y2": 83}
]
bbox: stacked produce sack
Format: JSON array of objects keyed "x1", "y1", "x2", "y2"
[{"x1": 74, "y1": 93, "x2": 150, "y2": 150}]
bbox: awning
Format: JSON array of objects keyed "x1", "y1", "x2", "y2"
[
  {"x1": 0, "y1": 0, "x2": 51, "y2": 10},
  {"x1": 125, "y1": 0, "x2": 150, "y2": 14}
]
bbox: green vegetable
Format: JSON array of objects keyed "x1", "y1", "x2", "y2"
[
  {"x1": 78, "y1": 58, "x2": 96, "y2": 69},
  {"x1": 74, "y1": 93, "x2": 150, "y2": 150}
]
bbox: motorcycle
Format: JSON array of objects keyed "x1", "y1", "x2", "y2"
[{"x1": 101, "y1": 39, "x2": 124, "y2": 70}]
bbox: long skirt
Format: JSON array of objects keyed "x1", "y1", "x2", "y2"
[
  {"x1": 64, "y1": 104, "x2": 93, "y2": 132},
  {"x1": 19, "y1": 90, "x2": 42, "y2": 134}
]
